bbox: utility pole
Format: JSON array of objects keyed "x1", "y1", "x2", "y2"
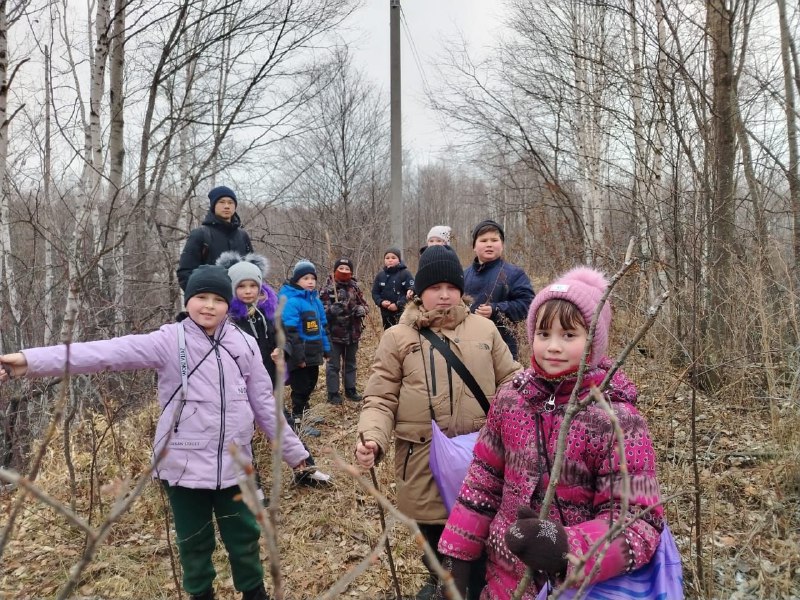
[{"x1": 390, "y1": 0, "x2": 404, "y2": 253}]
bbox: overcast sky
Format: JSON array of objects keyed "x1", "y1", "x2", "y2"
[{"x1": 344, "y1": 1, "x2": 505, "y2": 163}]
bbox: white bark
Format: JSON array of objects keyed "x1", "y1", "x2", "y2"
[{"x1": 0, "y1": 1, "x2": 20, "y2": 330}]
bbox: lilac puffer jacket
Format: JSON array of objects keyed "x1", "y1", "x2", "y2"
[{"x1": 22, "y1": 318, "x2": 309, "y2": 489}]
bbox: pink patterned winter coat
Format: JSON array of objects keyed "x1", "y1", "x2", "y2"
[
  {"x1": 22, "y1": 317, "x2": 309, "y2": 489},
  {"x1": 438, "y1": 360, "x2": 663, "y2": 600}
]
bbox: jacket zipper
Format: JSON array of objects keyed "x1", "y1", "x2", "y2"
[
  {"x1": 214, "y1": 341, "x2": 226, "y2": 489},
  {"x1": 402, "y1": 444, "x2": 414, "y2": 480}
]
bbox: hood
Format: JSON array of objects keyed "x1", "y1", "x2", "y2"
[
  {"x1": 279, "y1": 282, "x2": 319, "y2": 301},
  {"x1": 385, "y1": 261, "x2": 408, "y2": 273},
  {"x1": 399, "y1": 298, "x2": 470, "y2": 331},
  {"x1": 202, "y1": 210, "x2": 243, "y2": 230}
]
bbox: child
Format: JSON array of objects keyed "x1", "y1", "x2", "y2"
[
  {"x1": 372, "y1": 247, "x2": 414, "y2": 330},
  {"x1": 218, "y1": 251, "x2": 331, "y2": 485},
  {"x1": 355, "y1": 245, "x2": 522, "y2": 600},
  {"x1": 436, "y1": 267, "x2": 664, "y2": 600},
  {"x1": 464, "y1": 219, "x2": 535, "y2": 360},
  {"x1": 319, "y1": 258, "x2": 369, "y2": 404},
  {"x1": 419, "y1": 225, "x2": 452, "y2": 255},
  {"x1": 279, "y1": 259, "x2": 331, "y2": 423},
  {"x1": 0, "y1": 265, "x2": 310, "y2": 600}
]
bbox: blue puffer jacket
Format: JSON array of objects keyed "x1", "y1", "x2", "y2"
[
  {"x1": 278, "y1": 282, "x2": 331, "y2": 370},
  {"x1": 463, "y1": 258, "x2": 535, "y2": 359},
  {"x1": 21, "y1": 317, "x2": 309, "y2": 489}
]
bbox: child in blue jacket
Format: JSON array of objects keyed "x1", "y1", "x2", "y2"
[
  {"x1": 279, "y1": 260, "x2": 331, "y2": 421},
  {"x1": 464, "y1": 219, "x2": 535, "y2": 360}
]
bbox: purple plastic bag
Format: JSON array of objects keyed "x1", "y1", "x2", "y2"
[
  {"x1": 535, "y1": 524, "x2": 684, "y2": 600},
  {"x1": 429, "y1": 419, "x2": 479, "y2": 513}
]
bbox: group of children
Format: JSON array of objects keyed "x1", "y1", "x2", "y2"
[{"x1": 0, "y1": 209, "x2": 668, "y2": 600}]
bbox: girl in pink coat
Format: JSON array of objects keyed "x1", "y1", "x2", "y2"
[
  {"x1": 0, "y1": 266, "x2": 307, "y2": 600},
  {"x1": 436, "y1": 267, "x2": 663, "y2": 600}
]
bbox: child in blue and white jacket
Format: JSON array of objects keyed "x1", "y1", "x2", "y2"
[{"x1": 279, "y1": 259, "x2": 331, "y2": 421}]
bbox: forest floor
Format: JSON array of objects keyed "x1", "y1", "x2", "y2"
[{"x1": 0, "y1": 315, "x2": 798, "y2": 600}]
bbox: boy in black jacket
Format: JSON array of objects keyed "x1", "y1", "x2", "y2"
[{"x1": 371, "y1": 247, "x2": 414, "y2": 329}]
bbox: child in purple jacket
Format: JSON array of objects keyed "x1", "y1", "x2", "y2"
[
  {"x1": 436, "y1": 267, "x2": 663, "y2": 600},
  {"x1": 0, "y1": 266, "x2": 307, "y2": 600}
]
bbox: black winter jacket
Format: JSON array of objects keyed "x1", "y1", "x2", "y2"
[
  {"x1": 371, "y1": 263, "x2": 414, "y2": 314},
  {"x1": 177, "y1": 212, "x2": 253, "y2": 289},
  {"x1": 230, "y1": 310, "x2": 278, "y2": 384}
]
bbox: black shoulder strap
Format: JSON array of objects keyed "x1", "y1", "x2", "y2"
[
  {"x1": 419, "y1": 328, "x2": 490, "y2": 414},
  {"x1": 200, "y1": 225, "x2": 213, "y2": 262}
]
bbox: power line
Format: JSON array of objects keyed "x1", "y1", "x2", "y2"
[{"x1": 399, "y1": 6, "x2": 454, "y2": 152}]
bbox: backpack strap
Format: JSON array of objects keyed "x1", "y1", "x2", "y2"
[
  {"x1": 199, "y1": 225, "x2": 213, "y2": 263},
  {"x1": 419, "y1": 328, "x2": 490, "y2": 414}
]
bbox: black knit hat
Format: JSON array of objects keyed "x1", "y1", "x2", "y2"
[
  {"x1": 334, "y1": 257, "x2": 353, "y2": 272},
  {"x1": 208, "y1": 185, "x2": 237, "y2": 211},
  {"x1": 185, "y1": 265, "x2": 233, "y2": 305},
  {"x1": 471, "y1": 219, "x2": 505, "y2": 247},
  {"x1": 414, "y1": 245, "x2": 464, "y2": 295}
]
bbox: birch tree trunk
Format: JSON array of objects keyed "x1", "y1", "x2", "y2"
[
  {"x1": 60, "y1": 0, "x2": 111, "y2": 342},
  {"x1": 44, "y1": 44, "x2": 55, "y2": 346},
  {"x1": 0, "y1": 0, "x2": 21, "y2": 342},
  {"x1": 108, "y1": 0, "x2": 125, "y2": 335}
]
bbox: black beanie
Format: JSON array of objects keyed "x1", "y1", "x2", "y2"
[
  {"x1": 185, "y1": 265, "x2": 233, "y2": 305},
  {"x1": 334, "y1": 257, "x2": 353, "y2": 272},
  {"x1": 385, "y1": 247, "x2": 402, "y2": 260},
  {"x1": 471, "y1": 219, "x2": 505, "y2": 247},
  {"x1": 414, "y1": 245, "x2": 464, "y2": 295},
  {"x1": 208, "y1": 185, "x2": 237, "y2": 211}
]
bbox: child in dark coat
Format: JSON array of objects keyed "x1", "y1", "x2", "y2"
[
  {"x1": 464, "y1": 219, "x2": 535, "y2": 360},
  {"x1": 372, "y1": 247, "x2": 415, "y2": 329},
  {"x1": 320, "y1": 258, "x2": 369, "y2": 404}
]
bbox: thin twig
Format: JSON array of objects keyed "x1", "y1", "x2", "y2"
[
  {"x1": 359, "y1": 432, "x2": 402, "y2": 600},
  {"x1": 332, "y1": 454, "x2": 465, "y2": 600}
]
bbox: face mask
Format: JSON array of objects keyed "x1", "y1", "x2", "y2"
[{"x1": 334, "y1": 271, "x2": 352, "y2": 283}]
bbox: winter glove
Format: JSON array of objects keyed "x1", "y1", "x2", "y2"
[
  {"x1": 504, "y1": 506, "x2": 568, "y2": 577},
  {"x1": 329, "y1": 302, "x2": 346, "y2": 317},
  {"x1": 435, "y1": 556, "x2": 471, "y2": 599},
  {"x1": 354, "y1": 305, "x2": 367, "y2": 318}
]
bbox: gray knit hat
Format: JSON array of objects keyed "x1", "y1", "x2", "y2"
[{"x1": 216, "y1": 251, "x2": 269, "y2": 292}]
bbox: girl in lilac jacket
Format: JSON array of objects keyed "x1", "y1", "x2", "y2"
[
  {"x1": 436, "y1": 267, "x2": 663, "y2": 600},
  {"x1": 0, "y1": 265, "x2": 307, "y2": 600}
]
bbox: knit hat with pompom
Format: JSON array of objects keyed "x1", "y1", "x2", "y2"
[
  {"x1": 216, "y1": 251, "x2": 269, "y2": 293},
  {"x1": 526, "y1": 267, "x2": 611, "y2": 366}
]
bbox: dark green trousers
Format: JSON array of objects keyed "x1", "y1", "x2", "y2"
[{"x1": 163, "y1": 483, "x2": 264, "y2": 595}]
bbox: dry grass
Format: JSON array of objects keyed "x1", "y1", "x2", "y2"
[{"x1": 1, "y1": 313, "x2": 799, "y2": 599}]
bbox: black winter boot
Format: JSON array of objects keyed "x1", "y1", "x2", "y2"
[
  {"x1": 241, "y1": 583, "x2": 270, "y2": 600},
  {"x1": 189, "y1": 589, "x2": 215, "y2": 600},
  {"x1": 327, "y1": 392, "x2": 343, "y2": 405},
  {"x1": 345, "y1": 388, "x2": 363, "y2": 402}
]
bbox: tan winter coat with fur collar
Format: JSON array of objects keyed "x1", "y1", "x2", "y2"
[{"x1": 358, "y1": 299, "x2": 522, "y2": 524}]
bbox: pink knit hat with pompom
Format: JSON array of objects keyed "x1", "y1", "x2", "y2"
[{"x1": 526, "y1": 267, "x2": 611, "y2": 366}]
